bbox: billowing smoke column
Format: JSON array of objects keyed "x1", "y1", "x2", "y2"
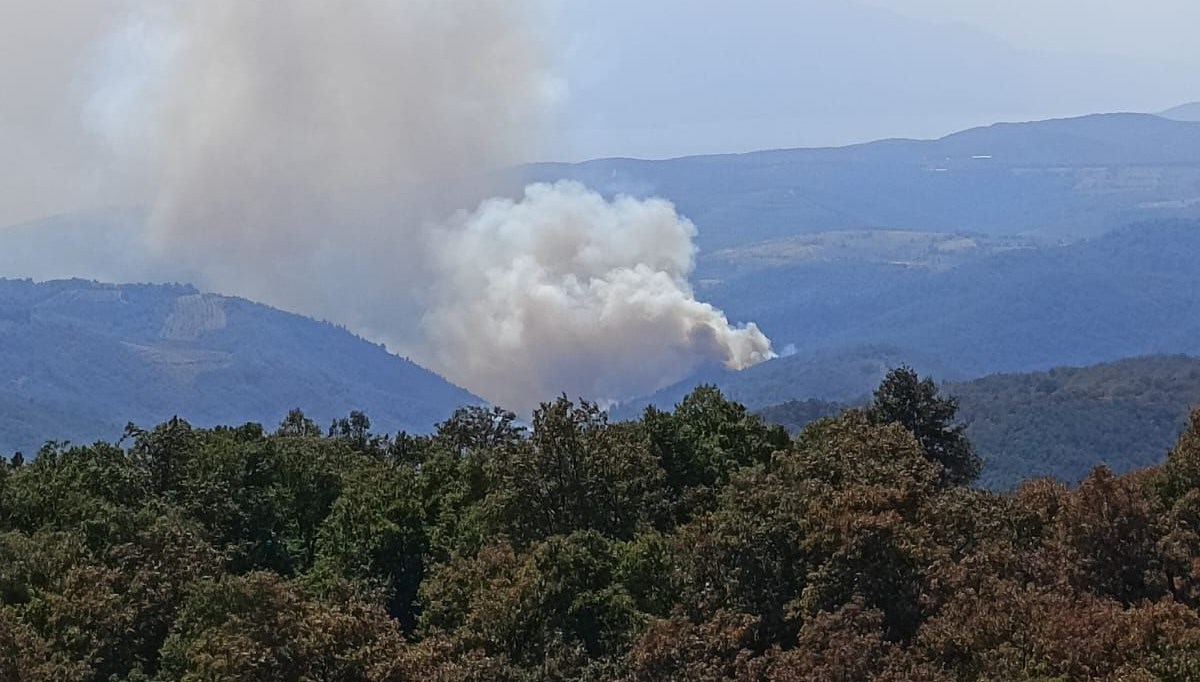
[
  {"x1": 142, "y1": 0, "x2": 549, "y2": 335},
  {"x1": 0, "y1": 0, "x2": 774, "y2": 412},
  {"x1": 425, "y1": 182, "x2": 773, "y2": 412}
]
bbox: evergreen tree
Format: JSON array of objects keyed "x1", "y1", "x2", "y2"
[{"x1": 868, "y1": 366, "x2": 981, "y2": 485}]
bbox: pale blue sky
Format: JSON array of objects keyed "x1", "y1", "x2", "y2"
[
  {"x1": 550, "y1": 0, "x2": 1200, "y2": 159},
  {"x1": 860, "y1": 0, "x2": 1200, "y2": 61}
]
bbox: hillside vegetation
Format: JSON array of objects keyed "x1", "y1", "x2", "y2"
[
  {"x1": 618, "y1": 220, "x2": 1200, "y2": 408},
  {"x1": 758, "y1": 355, "x2": 1200, "y2": 489},
  {"x1": 5, "y1": 371, "x2": 1200, "y2": 680},
  {"x1": 618, "y1": 345, "x2": 958, "y2": 416},
  {"x1": 709, "y1": 220, "x2": 1200, "y2": 378},
  {"x1": 954, "y1": 355, "x2": 1200, "y2": 488},
  {"x1": 0, "y1": 279, "x2": 477, "y2": 455}
]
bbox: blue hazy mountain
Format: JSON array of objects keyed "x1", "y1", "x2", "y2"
[
  {"x1": 625, "y1": 220, "x2": 1200, "y2": 412},
  {"x1": 527, "y1": 113, "x2": 1200, "y2": 251},
  {"x1": 8, "y1": 113, "x2": 1200, "y2": 278},
  {"x1": 0, "y1": 279, "x2": 479, "y2": 455},
  {"x1": 1160, "y1": 102, "x2": 1200, "y2": 122}
]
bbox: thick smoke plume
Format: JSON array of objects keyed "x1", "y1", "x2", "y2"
[
  {"x1": 0, "y1": 0, "x2": 774, "y2": 412},
  {"x1": 425, "y1": 182, "x2": 773, "y2": 412}
]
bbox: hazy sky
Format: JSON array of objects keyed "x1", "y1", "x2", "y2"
[
  {"x1": 3, "y1": 0, "x2": 1200, "y2": 225},
  {"x1": 551, "y1": 0, "x2": 1200, "y2": 159},
  {"x1": 861, "y1": 0, "x2": 1200, "y2": 62}
]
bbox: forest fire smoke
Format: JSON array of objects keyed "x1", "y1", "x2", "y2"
[
  {"x1": 0, "y1": 0, "x2": 774, "y2": 412},
  {"x1": 425, "y1": 182, "x2": 773, "y2": 411}
]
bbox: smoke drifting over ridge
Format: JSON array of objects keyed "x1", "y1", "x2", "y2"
[{"x1": 0, "y1": 0, "x2": 773, "y2": 413}]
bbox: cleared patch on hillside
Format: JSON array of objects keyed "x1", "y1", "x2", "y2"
[
  {"x1": 160, "y1": 294, "x2": 228, "y2": 341},
  {"x1": 705, "y1": 230, "x2": 1035, "y2": 273}
]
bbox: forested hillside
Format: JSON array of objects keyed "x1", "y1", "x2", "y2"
[
  {"x1": 954, "y1": 355, "x2": 1200, "y2": 488},
  {"x1": 616, "y1": 344, "x2": 957, "y2": 415},
  {"x1": 705, "y1": 220, "x2": 1200, "y2": 386},
  {"x1": 0, "y1": 279, "x2": 478, "y2": 455},
  {"x1": 613, "y1": 220, "x2": 1200, "y2": 413},
  {"x1": 5, "y1": 372, "x2": 1200, "y2": 680},
  {"x1": 758, "y1": 355, "x2": 1200, "y2": 489}
]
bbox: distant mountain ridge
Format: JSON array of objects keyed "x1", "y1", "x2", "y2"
[
  {"x1": 1160, "y1": 102, "x2": 1200, "y2": 122},
  {"x1": 7, "y1": 112, "x2": 1200, "y2": 279},
  {"x1": 0, "y1": 279, "x2": 479, "y2": 455},
  {"x1": 527, "y1": 113, "x2": 1200, "y2": 251}
]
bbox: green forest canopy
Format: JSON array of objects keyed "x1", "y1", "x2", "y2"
[
  {"x1": 4, "y1": 369, "x2": 1200, "y2": 680},
  {"x1": 758, "y1": 354, "x2": 1200, "y2": 489}
]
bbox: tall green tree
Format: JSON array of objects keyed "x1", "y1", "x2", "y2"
[
  {"x1": 643, "y1": 386, "x2": 789, "y2": 521},
  {"x1": 312, "y1": 461, "x2": 427, "y2": 629},
  {"x1": 868, "y1": 366, "x2": 981, "y2": 486},
  {"x1": 483, "y1": 397, "x2": 666, "y2": 544}
]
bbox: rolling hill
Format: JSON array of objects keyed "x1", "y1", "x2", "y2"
[
  {"x1": 0, "y1": 279, "x2": 479, "y2": 455},
  {"x1": 1160, "y1": 101, "x2": 1200, "y2": 122},
  {"x1": 756, "y1": 355, "x2": 1200, "y2": 490},
  {"x1": 610, "y1": 343, "x2": 959, "y2": 421},
  {"x1": 621, "y1": 219, "x2": 1200, "y2": 405}
]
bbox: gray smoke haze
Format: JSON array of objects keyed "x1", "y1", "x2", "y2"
[
  {"x1": 142, "y1": 0, "x2": 550, "y2": 334},
  {"x1": 0, "y1": 0, "x2": 143, "y2": 225},
  {"x1": 0, "y1": 0, "x2": 773, "y2": 412}
]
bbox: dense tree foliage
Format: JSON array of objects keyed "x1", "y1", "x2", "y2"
[
  {"x1": 3, "y1": 370, "x2": 1200, "y2": 680},
  {"x1": 759, "y1": 355, "x2": 1200, "y2": 488},
  {"x1": 952, "y1": 355, "x2": 1200, "y2": 488},
  {"x1": 866, "y1": 366, "x2": 980, "y2": 486}
]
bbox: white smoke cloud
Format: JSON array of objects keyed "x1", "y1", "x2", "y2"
[
  {"x1": 0, "y1": 0, "x2": 774, "y2": 412},
  {"x1": 423, "y1": 182, "x2": 773, "y2": 412}
]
